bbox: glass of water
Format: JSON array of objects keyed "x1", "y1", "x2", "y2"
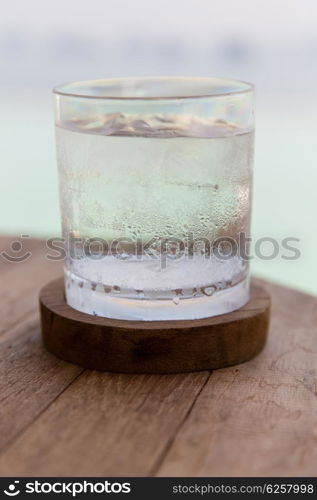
[{"x1": 54, "y1": 77, "x2": 254, "y2": 321}]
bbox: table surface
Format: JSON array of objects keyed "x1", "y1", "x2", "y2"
[{"x1": 0, "y1": 236, "x2": 316, "y2": 477}]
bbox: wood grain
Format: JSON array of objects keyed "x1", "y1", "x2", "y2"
[
  {"x1": 1, "y1": 238, "x2": 317, "y2": 477},
  {"x1": 0, "y1": 237, "x2": 62, "y2": 336},
  {"x1": 0, "y1": 237, "x2": 211, "y2": 476},
  {"x1": 40, "y1": 278, "x2": 270, "y2": 373},
  {"x1": 0, "y1": 371, "x2": 209, "y2": 476},
  {"x1": 0, "y1": 313, "x2": 83, "y2": 452},
  {"x1": 0, "y1": 237, "x2": 83, "y2": 455},
  {"x1": 156, "y1": 280, "x2": 317, "y2": 477}
]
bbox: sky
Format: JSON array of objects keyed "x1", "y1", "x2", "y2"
[
  {"x1": 1, "y1": 0, "x2": 316, "y2": 99},
  {"x1": 1, "y1": 0, "x2": 316, "y2": 44}
]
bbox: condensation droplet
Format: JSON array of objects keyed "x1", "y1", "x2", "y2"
[
  {"x1": 192, "y1": 287, "x2": 199, "y2": 297},
  {"x1": 201, "y1": 285, "x2": 216, "y2": 296}
]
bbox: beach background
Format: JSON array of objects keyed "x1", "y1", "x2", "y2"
[{"x1": 0, "y1": 0, "x2": 316, "y2": 295}]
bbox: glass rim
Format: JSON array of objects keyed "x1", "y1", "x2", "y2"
[{"x1": 53, "y1": 76, "x2": 255, "y2": 101}]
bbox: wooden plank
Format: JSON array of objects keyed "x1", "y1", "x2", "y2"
[
  {"x1": 0, "y1": 237, "x2": 84, "y2": 456},
  {"x1": 0, "y1": 314, "x2": 83, "y2": 452},
  {"x1": 156, "y1": 280, "x2": 317, "y2": 477},
  {"x1": 0, "y1": 238, "x2": 62, "y2": 335},
  {"x1": 0, "y1": 238, "x2": 212, "y2": 476},
  {"x1": 1, "y1": 235, "x2": 316, "y2": 477},
  {"x1": 0, "y1": 370, "x2": 210, "y2": 476}
]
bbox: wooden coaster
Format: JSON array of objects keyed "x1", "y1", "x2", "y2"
[{"x1": 40, "y1": 277, "x2": 270, "y2": 374}]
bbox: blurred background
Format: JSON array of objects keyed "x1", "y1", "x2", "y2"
[{"x1": 0, "y1": 0, "x2": 316, "y2": 294}]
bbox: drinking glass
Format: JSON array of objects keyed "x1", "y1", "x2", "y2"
[{"x1": 54, "y1": 77, "x2": 255, "y2": 321}]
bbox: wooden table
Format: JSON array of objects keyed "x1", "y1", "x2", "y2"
[{"x1": 0, "y1": 236, "x2": 316, "y2": 477}]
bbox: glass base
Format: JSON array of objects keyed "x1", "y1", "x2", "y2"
[{"x1": 65, "y1": 273, "x2": 250, "y2": 321}]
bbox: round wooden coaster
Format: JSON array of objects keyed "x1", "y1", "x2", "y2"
[{"x1": 40, "y1": 278, "x2": 270, "y2": 374}]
